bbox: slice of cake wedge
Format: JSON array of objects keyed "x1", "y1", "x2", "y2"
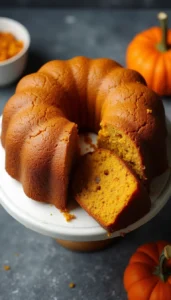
[{"x1": 72, "y1": 149, "x2": 151, "y2": 233}]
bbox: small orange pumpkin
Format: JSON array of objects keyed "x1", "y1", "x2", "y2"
[
  {"x1": 124, "y1": 241, "x2": 171, "y2": 300},
  {"x1": 126, "y1": 12, "x2": 171, "y2": 96}
]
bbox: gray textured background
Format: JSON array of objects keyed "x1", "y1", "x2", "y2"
[
  {"x1": 0, "y1": 7, "x2": 171, "y2": 300},
  {"x1": 0, "y1": 0, "x2": 171, "y2": 8}
]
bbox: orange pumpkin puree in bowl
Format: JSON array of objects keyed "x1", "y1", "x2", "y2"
[{"x1": 0, "y1": 32, "x2": 23, "y2": 62}]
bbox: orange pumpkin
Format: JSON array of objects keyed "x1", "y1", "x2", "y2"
[
  {"x1": 124, "y1": 241, "x2": 171, "y2": 300},
  {"x1": 126, "y1": 12, "x2": 171, "y2": 96}
]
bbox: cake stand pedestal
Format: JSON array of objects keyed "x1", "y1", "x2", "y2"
[
  {"x1": 56, "y1": 238, "x2": 116, "y2": 252},
  {"x1": 1, "y1": 116, "x2": 171, "y2": 251}
]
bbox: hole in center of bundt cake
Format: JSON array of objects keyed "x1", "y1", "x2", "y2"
[{"x1": 78, "y1": 132, "x2": 98, "y2": 155}]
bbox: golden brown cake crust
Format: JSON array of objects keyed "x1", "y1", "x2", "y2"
[{"x1": 1, "y1": 56, "x2": 168, "y2": 209}]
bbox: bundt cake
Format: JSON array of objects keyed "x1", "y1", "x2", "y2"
[
  {"x1": 1, "y1": 56, "x2": 168, "y2": 210},
  {"x1": 72, "y1": 149, "x2": 151, "y2": 232}
]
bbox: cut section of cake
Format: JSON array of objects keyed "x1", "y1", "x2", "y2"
[{"x1": 72, "y1": 149, "x2": 151, "y2": 232}]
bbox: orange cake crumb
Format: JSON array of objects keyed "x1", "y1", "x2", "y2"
[
  {"x1": 62, "y1": 210, "x2": 76, "y2": 222},
  {"x1": 147, "y1": 108, "x2": 152, "y2": 114},
  {"x1": 69, "y1": 282, "x2": 76, "y2": 288},
  {"x1": 3, "y1": 265, "x2": 11, "y2": 271}
]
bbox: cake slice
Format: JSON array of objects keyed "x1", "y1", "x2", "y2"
[{"x1": 72, "y1": 149, "x2": 151, "y2": 232}]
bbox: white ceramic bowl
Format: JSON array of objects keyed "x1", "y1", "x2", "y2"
[{"x1": 0, "y1": 17, "x2": 30, "y2": 86}]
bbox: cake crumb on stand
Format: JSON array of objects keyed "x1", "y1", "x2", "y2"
[
  {"x1": 120, "y1": 232, "x2": 126, "y2": 237},
  {"x1": 107, "y1": 232, "x2": 112, "y2": 238},
  {"x1": 61, "y1": 210, "x2": 76, "y2": 222}
]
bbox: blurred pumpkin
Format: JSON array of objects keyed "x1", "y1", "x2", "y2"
[
  {"x1": 126, "y1": 12, "x2": 171, "y2": 96},
  {"x1": 124, "y1": 241, "x2": 171, "y2": 300}
]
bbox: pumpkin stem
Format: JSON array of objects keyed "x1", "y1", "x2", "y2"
[
  {"x1": 154, "y1": 245, "x2": 171, "y2": 282},
  {"x1": 156, "y1": 12, "x2": 168, "y2": 52}
]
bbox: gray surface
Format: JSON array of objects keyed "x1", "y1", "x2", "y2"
[
  {"x1": 0, "y1": 0, "x2": 171, "y2": 9},
  {"x1": 0, "y1": 8, "x2": 171, "y2": 300}
]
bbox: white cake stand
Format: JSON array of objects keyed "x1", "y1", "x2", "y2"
[{"x1": 0, "y1": 115, "x2": 171, "y2": 242}]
